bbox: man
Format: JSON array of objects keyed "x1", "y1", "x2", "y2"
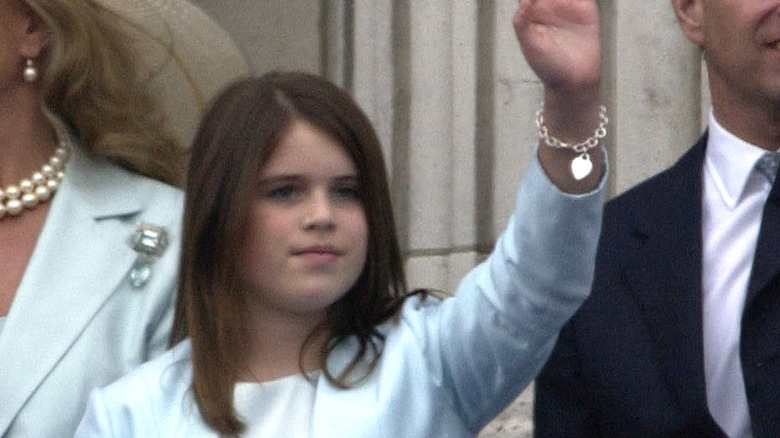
[{"x1": 534, "y1": 1, "x2": 780, "y2": 437}]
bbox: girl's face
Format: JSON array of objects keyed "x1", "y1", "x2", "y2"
[{"x1": 238, "y1": 120, "x2": 369, "y2": 324}]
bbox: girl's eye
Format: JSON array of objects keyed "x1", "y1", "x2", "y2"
[
  {"x1": 333, "y1": 184, "x2": 361, "y2": 201},
  {"x1": 267, "y1": 185, "x2": 297, "y2": 200}
]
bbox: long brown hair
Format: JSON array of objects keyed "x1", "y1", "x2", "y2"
[
  {"x1": 171, "y1": 72, "x2": 409, "y2": 435},
  {"x1": 24, "y1": 0, "x2": 184, "y2": 185}
]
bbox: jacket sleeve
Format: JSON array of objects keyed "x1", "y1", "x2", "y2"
[{"x1": 404, "y1": 150, "x2": 606, "y2": 432}]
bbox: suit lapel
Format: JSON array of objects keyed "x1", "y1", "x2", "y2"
[
  {"x1": 0, "y1": 147, "x2": 146, "y2": 434},
  {"x1": 620, "y1": 137, "x2": 712, "y2": 415}
]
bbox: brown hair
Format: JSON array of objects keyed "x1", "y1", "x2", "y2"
[
  {"x1": 24, "y1": 0, "x2": 184, "y2": 185},
  {"x1": 170, "y1": 72, "x2": 410, "y2": 435}
]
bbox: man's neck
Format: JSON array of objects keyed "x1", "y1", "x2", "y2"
[{"x1": 710, "y1": 90, "x2": 780, "y2": 151}]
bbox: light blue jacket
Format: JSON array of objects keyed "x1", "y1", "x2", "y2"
[
  {"x1": 0, "y1": 145, "x2": 183, "y2": 438},
  {"x1": 74, "y1": 155, "x2": 604, "y2": 438}
]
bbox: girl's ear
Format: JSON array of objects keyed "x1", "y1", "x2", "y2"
[
  {"x1": 18, "y1": 4, "x2": 50, "y2": 58},
  {"x1": 671, "y1": 0, "x2": 705, "y2": 46}
]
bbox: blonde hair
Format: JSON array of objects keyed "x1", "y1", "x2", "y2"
[{"x1": 24, "y1": 0, "x2": 185, "y2": 185}]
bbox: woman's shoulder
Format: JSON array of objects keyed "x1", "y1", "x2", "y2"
[
  {"x1": 93, "y1": 154, "x2": 183, "y2": 201},
  {"x1": 65, "y1": 145, "x2": 185, "y2": 224},
  {"x1": 70, "y1": 145, "x2": 183, "y2": 200}
]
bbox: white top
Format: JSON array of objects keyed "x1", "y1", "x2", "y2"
[
  {"x1": 701, "y1": 112, "x2": 772, "y2": 438},
  {"x1": 234, "y1": 372, "x2": 318, "y2": 438},
  {"x1": 0, "y1": 317, "x2": 5, "y2": 337}
]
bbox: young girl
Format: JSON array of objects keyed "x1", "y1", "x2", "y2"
[{"x1": 75, "y1": 2, "x2": 606, "y2": 436}]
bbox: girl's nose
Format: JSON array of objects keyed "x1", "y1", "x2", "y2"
[{"x1": 302, "y1": 192, "x2": 335, "y2": 231}]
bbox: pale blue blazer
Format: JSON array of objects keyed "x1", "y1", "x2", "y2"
[
  {"x1": 0, "y1": 145, "x2": 183, "y2": 438},
  {"x1": 74, "y1": 155, "x2": 604, "y2": 438}
]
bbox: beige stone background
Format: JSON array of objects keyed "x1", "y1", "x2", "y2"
[{"x1": 192, "y1": 1, "x2": 710, "y2": 436}]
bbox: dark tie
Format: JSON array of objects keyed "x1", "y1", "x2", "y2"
[{"x1": 754, "y1": 152, "x2": 780, "y2": 184}]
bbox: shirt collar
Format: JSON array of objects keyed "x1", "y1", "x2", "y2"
[{"x1": 705, "y1": 110, "x2": 772, "y2": 208}]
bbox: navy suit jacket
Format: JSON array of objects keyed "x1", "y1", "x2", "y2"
[{"x1": 534, "y1": 135, "x2": 780, "y2": 437}]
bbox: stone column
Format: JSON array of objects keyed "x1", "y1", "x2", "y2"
[
  {"x1": 399, "y1": 0, "x2": 483, "y2": 293},
  {"x1": 324, "y1": 0, "x2": 486, "y2": 292},
  {"x1": 192, "y1": 0, "x2": 322, "y2": 74},
  {"x1": 609, "y1": 0, "x2": 703, "y2": 194}
]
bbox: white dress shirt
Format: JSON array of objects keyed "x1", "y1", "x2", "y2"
[{"x1": 701, "y1": 112, "x2": 775, "y2": 438}]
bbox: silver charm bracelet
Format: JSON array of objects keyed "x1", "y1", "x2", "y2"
[{"x1": 535, "y1": 103, "x2": 608, "y2": 180}]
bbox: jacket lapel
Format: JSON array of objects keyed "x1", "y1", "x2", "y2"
[
  {"x1": 0, "y1": 147, "x2": 147, "y2": 434},
  {"x1": 620, "y1": 137, "x2": 713, "y2": 417}
]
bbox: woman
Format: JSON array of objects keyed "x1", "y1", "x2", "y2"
[
  {"x1": 75, "y1": 1, "x2": 606, "y2": 436},
  {"x1": 0, "y1": 1, "x2": 246, "y2": 437}
]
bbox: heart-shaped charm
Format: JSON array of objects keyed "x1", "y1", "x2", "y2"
[{"x1": 571, "y1": 154, "x2": 593, "y2": 181}]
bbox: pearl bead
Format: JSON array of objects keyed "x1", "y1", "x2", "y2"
[
  {"x1": 35, "y1": 185, "x2": 51, "y2": 201},
  {"x1": 23, "y1": 61, "x2": 38, "y2": 83},
  {"x1": 6, "y1": 199, "x2": 23, "y2": 215},
  {"x1": 42, "y1": 164, "x2": 55, "y2": 178},
  {"x1": 32, "y1": 172, "x2": 46, "y2": 185},
  {"x1": 21, "y1": 193, "x2": 39, "y2": 208},
  {"x1": 5, "y1": 185, "x2": 20, "y2": 199},
  {"x1": 19, "y1": 179, "x2": 35, "y2": 193}
]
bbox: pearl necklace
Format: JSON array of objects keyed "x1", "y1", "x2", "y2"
[{"x1": 0, "y1": 114, "x2": 72, "y2": 219}]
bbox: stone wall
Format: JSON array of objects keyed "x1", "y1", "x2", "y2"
[{"x1": 193, "y1": 1, "x2": 709, "y2": 435}]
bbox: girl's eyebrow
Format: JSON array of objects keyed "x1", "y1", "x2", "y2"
[
  {"x1": 256, "y1": 174, "x2": 360, "y2": 185},
  {"x1": 257, "y1": 174, "x2": 300, "y2": 184},
  {"x1": 334, "y1": 175, "x2": 360, "y2": 183},
  {"x1": 259, "y1": 172, "x2": 359, "y2": 180}
]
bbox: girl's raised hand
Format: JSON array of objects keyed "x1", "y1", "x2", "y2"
[
  {"x1": 513, "y1": 0, "x2": 600, "y2": 95},
  {"x1": 513, "y1": 0, "x2": 604, "y2": 194}
]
